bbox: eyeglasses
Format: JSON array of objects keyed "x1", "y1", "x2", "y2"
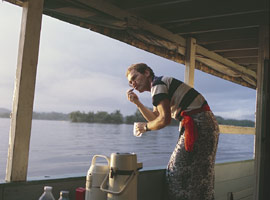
[{"x1": 128, "y1": 74, "x2": 139, "y2": 87}]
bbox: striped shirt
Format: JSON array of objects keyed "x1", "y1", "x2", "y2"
[{"x1": 151, "y1": 76, "x2": 207, "y2": 120}]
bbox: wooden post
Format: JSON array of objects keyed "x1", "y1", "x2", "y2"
[
  {"x1": 254, "y1": 24, "x2": 270, "y2": 199},
  {"x1": 5, "y1": 0, "x2": 44, "y2": 182},
  {"x1": 184, "y1": 37, "x2": 196, "y2": 87}
]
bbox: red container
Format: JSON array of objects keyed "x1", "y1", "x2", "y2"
[{"x1": 76, "y1": 187, "x2": 86, "y2": 200}]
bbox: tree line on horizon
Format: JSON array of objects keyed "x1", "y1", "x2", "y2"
[
  {"x1": 69, "y1": 109, "x2": 147, "y2": 124},
  {"x1": 0, "y1": 108, "x2": 255, "y2": 127},
  {"x1": 69, "y1": 109, "x2": 255, "y2": 127}
]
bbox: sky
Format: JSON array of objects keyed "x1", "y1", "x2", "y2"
[{"x1": 0, "y1": 2, "x2": 257, "y2": 120}]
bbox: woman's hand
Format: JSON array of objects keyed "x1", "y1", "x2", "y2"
[
  {"x1": 126, "y1": 89, "x2": 139, "y2": 105},
  {"x1": 134, "y1": 122, "x2": 147, "y2": 137}
]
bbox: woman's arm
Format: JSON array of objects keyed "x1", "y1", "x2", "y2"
[
  {"x1": 147, "y1": 98, "x2": 171, "y2": 130},
  {"x1": 136, "y1": 98, "x2": 171, "y2": 134},
  {"x1": 127, "y1": 89, "x2": 158, "y2": 121},
  {"x1": 136, "y1": 101, "x2": 159, "y2": 121}
]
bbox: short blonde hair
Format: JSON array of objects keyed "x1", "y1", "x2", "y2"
[{"x1": 126, "y1": 63, "x2": 155, "y2": 77}]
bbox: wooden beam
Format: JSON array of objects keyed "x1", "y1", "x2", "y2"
[
  {"x1": 196, "y1": 45, "x2": 257, "y2": 80},
  {"x1": 195, "y1": 56, "x2": 257, "y2": 86},
  {"x1": 205, "y1": 39, "x2": 258, "y2": 52},
  {"x1": 231, "y1": 57, "x2": 258, "y2": 65},
  {"x1": 254, "y1": 24, "x2": 270, "y2": 199},
  {"x1": 219, "y1": 125, "x2": 255, "y2": 135},
  {"x1": 5, "y1": 0, "x2": 44, "y2": 182},
  {"x1": 150, "y1": 0, "x2": 266, "y2": 25},
  {"x1": 246, "y1": 64, "x2": 257, "y2": 71},
  {"x1": 218, "y1": 49, "x2": 258, "y2": 59},
  {"x1": 193, "y1": 28, "x2": 258, "y2": 45},
  {"x1": 120, "y1": 0, "x2": 191, "y2": 11},
  {"x1": 76, "y1": 0, "x2": 256, "y2": 83},
  {"x1": 184, "y1": 37, "x2": 196, "y2": 87},
  {"x1": 3, "y1": 0, "x2": 25, "y2": 7},
  {"x1": 83, "y1": 23, "x2": 256, "y2": 89},
  {"x1": 171, "y1": 12, "x2": 265, "y2": 34},
  {"x1": 195, "y1": 61, "x2": 256, "y2": 89},
  {"x1": 54, "y1": 8, "x2": 258, "y2": 88},
  {"x1": 78, "y1": 0, "x2": 187, "y2": 47}
]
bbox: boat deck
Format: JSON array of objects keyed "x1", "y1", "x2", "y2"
[{"x1": 0, "y1": 159, "x2": 254, "y2": 200}]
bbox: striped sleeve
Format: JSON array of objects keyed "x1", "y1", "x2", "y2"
[{"x1": 151, "y1": 76, "x2": 169, "y2": 106}]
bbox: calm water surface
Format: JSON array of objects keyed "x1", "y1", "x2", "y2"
[{"x1": 0, "y1": 118, "x2": 254, "y2": 181}]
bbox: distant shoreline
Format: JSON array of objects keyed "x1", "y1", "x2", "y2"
[{"x1": 0, "y1": 109, "x2": 255, "y2": 127}]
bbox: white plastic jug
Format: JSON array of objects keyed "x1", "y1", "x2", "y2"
[
  {"x1": 85, "y1": 155, "x2": 110, "y2": 200},
  {"x1": 39, "y1": 186, "x2": 56, "y2": 200},
  {"x1": 100, "y1": 153, "x2": 143, "y2": 200}
]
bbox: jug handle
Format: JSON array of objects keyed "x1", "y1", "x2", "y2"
[
  {"x1": 91, "y1": 155, "x2": 110, "y2": 166},
  {"x1": 100, "y1": 170, "x2": 136, "y2": 195}
]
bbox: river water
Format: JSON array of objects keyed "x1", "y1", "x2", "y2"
[{"x1": 0, "y1": 118, "x2": 254, "y2": 181}]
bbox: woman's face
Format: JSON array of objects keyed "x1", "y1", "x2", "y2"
[{"x1": 127, "y1": 69, "x2": 151, "y2": 92}]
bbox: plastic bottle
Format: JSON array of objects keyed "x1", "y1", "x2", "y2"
[
  {"x1": 58, "y1": 191, "x2": 70, "y2": 200},
  {"x1": 39, "y1": 186, "x2": 56, "y2": 200}
]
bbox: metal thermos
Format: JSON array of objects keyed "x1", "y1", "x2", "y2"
[
  {"x1": 85, "y1": 155, "x2": 110, "y2": 200},
  {"x1": 100, "y1": 153, "x2": 143, "y2": 200}
]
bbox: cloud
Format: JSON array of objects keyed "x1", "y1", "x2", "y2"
[{"x1": 34, "y1": 66, "x2": 153, "y2": 115}]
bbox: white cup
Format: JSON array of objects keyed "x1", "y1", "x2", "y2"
[{"x1": 133, "y1": 122, "x2": 142, "y2": 137}]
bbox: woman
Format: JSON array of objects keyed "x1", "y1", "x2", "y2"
[{"x1": 126, "y1": 63, "x2": 219, "y2": 200}]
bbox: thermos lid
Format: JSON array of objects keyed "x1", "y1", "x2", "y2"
[
  {"x1": 88, "y1": 164, "x2": 109, "y2": 174},
  {"x1": 115, "y1": 152, "x2": 135, "y2": 155},
  {"x1": 110, "y1": 152, "x2": 138, "y2": 170}
]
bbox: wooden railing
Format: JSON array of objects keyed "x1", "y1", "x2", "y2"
[{"x1": 218, "y1": 125, "x2": 255, "y2": 135}]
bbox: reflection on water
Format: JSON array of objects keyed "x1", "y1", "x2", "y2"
[{"x1": 0, "y1": 118, "x2": 254, "y2": 180}]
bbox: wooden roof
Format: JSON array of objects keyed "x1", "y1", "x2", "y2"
[{"x1": 5, "y1": 0, "x2": 270, "y2": 89}]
